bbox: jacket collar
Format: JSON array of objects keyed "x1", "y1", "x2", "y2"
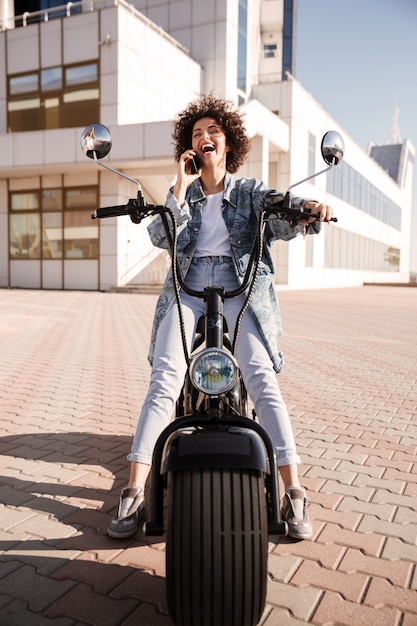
[
  {"x1": 188, "y1": 172, "x2": 237, "y2": 207},
  {"x1": 223, "y1": 172, "x2": 237, "y2": 207}
]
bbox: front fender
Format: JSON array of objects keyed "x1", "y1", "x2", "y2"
[
  {"x1": 163, "y1": 427, "x2": 268, "y2": 473},
  {"x1": 145, "y1": 414, "x2": 281, "y2": 536}
]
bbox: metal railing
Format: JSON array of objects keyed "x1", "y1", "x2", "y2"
[
  {"x1": 0, "y1": 0, "x2": 190, "y2": 55},
  {"x1": 1, "y1": 0, "x2": 96, "y2": 29}
]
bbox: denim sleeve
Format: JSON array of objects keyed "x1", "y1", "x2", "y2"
[{"x1": 147, "y1": 189, "x2": 191, "y2": 249}]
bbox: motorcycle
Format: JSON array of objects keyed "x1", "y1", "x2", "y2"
[{"x1": 81, "y1": 123, "x2": 344, "y2": 626}]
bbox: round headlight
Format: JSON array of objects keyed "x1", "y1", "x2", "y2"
[{"x1": 189, "y1": 348, "x2": 238, "y2": 395}]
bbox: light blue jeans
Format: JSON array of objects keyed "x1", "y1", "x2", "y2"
[{"x1": 128, "y1": 256, "x2": 301, "y2": 467}]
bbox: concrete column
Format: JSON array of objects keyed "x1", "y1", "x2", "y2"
[
  {"x1": 246, "y1": 135, "x2": 270, "y2": 184},
  {"x1": 0, "y1": 0, "x2": 15, "y2": 29}
]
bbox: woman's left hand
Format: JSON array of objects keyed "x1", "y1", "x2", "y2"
[{"x1": 301, "y1": 201, "x2": 333, "y2": 224}]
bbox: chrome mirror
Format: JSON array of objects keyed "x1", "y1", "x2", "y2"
[
  {"x1": 81, "y1": 123, "x2": 112, "y2": 160},
  {"x1": 81, "y1": 123, "x2": 143, "y2": 193},
  {"x1": 321, "y1": 130, "x2": 344, "y2": 166},
  {"x1": 288, "y1": 129, "x2": 344, "y2": 192}
]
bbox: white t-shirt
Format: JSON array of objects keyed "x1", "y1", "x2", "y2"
[{"x1": 194, "y1": 191, "x2": 232, "y2": 257}]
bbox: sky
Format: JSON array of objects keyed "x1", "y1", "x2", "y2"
[{"x1": 295, "y1": 0, "x2": 417, "y2": 272}]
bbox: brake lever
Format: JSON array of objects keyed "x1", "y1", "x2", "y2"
[
  {"x1": 273, "y1": 209, "x2": 338, "y2": 226},
  {"x1": 264, "y1": 195, "x2": 337, "y2": 225}
]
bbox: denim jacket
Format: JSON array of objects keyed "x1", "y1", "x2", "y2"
[{"x1": 147, "y1": 172, "x2": 319, "y2": 372}]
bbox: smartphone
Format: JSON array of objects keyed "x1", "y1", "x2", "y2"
[{"x1": 187, "y1": 154, "x2": 200, "y2": 175}]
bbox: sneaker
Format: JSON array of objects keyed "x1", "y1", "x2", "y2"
[
  {"x1": 281, "y1": 486, "x2": 313, "y2": 540},
  {"x1": 107, "y1": 486, "x2": 145, "y2": 539}
]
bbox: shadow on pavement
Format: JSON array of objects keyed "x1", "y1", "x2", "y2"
[{"x1": 0, "y1": 432, "x2": 172, "y2": 625}]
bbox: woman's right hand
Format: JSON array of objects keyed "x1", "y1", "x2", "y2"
[{"x1": 173, "y1": 150, "x2": 201, "y2": 205}]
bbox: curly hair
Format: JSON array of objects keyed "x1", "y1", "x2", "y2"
[{"x1": 172, "y1": 94, "x2": 250, "y2": 174}]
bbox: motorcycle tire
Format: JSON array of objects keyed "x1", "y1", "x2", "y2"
[{"x1": 166, "y1": 467, "x2": 268, "y2": 626}]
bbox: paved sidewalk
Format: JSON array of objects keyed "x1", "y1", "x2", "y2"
[{"x1": 0, "y1": 286, "x2": 416, "y2": 626}]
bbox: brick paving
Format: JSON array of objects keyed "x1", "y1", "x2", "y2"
[{"x1": 0, "y1": 285, "x2": 416, "y2": 626}]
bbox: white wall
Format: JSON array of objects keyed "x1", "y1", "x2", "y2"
[
  {"x1": 129, "y1": 0, "x2": 239, "y2": 99},
  {"x1": 0, "y1": 1, "x2": 413, "y2": 291},
  {"x1": 101, "y1": 4, "x2": 202, "y2": 125}
]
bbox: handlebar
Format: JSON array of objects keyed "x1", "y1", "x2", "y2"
[
  {"x1": 92, "y1": 194, "x2": 338, "y2": 223},
  {"x1": 91, "y1": 197, "x2": 159, "y2": 221},
  {"x1": 91, "y1": 195, "x2": 337, "y2": 300}
]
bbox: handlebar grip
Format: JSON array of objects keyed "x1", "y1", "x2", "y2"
[
  {"x1": 305, "y1": 212, "x2": 338, "y2": 223},
  {"x1": 263, "y1": 204, "x2": 338, "y2": 223},
  {"x1": 92, "y1": 206, "x2": 130, "y2": 219}
]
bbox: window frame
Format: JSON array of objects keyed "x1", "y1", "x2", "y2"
[
  {"x1": 9, "y1": 184, "x2": 99, "y2": 261},
  {"x1": 7, "y1": 60, "x2": 99, "y2": 132}
]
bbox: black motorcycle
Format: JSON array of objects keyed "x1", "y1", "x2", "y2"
[{"x1": 81, "y1": 124, "x2": 344, "y2": 626}]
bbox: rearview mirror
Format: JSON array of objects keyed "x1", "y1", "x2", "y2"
[
  {"x1": 81, "y1": 123, "x2": 112, "y2": 160},
  {"x1": 321, "y1": 130, "x2": 344, "y2": 166}
]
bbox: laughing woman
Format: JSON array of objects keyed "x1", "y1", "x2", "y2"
[{"x1": 107, "y1": 93, "x2": 333, "y2": 541}]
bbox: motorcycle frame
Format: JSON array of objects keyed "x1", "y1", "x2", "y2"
[{"x1": 143, "y1": 206, "x2": 287, "y2": 537}]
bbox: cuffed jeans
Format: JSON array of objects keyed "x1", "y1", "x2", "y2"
[{"x1": 128, "y1": 256, "x2": 301, "y2": 467}]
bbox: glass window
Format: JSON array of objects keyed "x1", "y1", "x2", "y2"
[
  {"x1": 263, "y1": 44, "x2": 277, "y2": 58},
  {"x1": 11, "y1": 192, "x2": 40, "y2": 211},
  {"x1": 64, "y1": 211, "x2": 98, "y2": 259},
  {"x1": 42, "y1": 212, "x2": 63, "y2": 258},
  {"x1": 63, "y1": 188, "x2": 98, "y2": 259},
  {"x1": 44, "y1": 96, "x2": 61, "y2": 129},
  {"x1": 41, "y1": 67, "x2": 63, "y2": 91},
  {"x1": 9, "y1": 73, "x2": 39, "y2": 95},
  {"x1": 327, "y1": 161, "x2": 401, "y2": 230},
  {"x1": 324, "y1": 227, "x2": 400, "y2": 272},
  {"x1": 66, "y1": 187, "x2": 97, "y2": 209},
  {"x1": 42, "y1": 189, "x2": 63, "y2": 211},
  {"x1": 237, "y1": 0, "x2": 247, "y2": 91},
  {"x1": 65, "y1": 63, "x2": 98, "y2": 87},
  {"x1": 8, "y1": 62, "x2": 99, "y2": 132},
  {"x1": 8, "y1": 98, "x2": 42, "y2": 131},
  {"x1": 63, "y1": 88, "x2": 99, "y2": 128},
  {"x1": 10, "y1": 186, "x2": 98, "y2": 262},
  {"x1": 10, "y1": 213, "x2": 41, "y2": 259},
  {"x1": 237, "y1": 34, "x2": 247, "y2": 91},
  {"x1": 282, "y1": 0, "x2": 295, "y2": 77}
]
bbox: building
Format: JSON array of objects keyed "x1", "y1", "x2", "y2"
[{"x1": 0, "y1": 0, "x2": 414, "y2": 291}]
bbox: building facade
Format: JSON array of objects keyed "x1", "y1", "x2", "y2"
[{"x1": 0, "y1": 0, "x2": 414, "y2": 291}]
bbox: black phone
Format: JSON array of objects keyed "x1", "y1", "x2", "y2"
[{"x1": 187, "y1": 154, "x2": 200, "y2": 175}]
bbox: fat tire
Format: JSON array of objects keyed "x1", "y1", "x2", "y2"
[{"x1": 166, "y1": 467, "x2": 268, "y2": 626}]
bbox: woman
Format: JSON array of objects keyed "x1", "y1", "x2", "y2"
[{"x1": 108, "y1": 94, "x2": 333, "y2": 541}]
